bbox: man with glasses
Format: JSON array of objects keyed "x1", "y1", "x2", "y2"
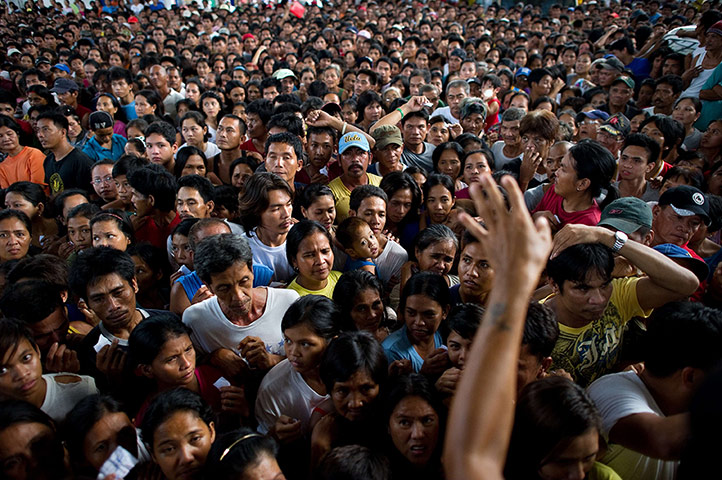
[
  {"x1": 575, "y1": 110, "x2": 610, "y2": 141},
  {"x1": 90, "y1": 160, "x2": 118, "y2": 206},
  {"x1": 597, "y1": 113, "x2": 631, "y2": 159}
]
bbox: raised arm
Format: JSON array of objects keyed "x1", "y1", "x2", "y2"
[
  {"x1": 444, "y1": 175, "x2": 552, "y2": 479},
  {"x1": 369, "y1": 95, "x2": 428, "y2": 133},
  {"x1": 305, "y1": 109, "x2": 376, "y2": 149},
  {"x1": 551, "y1": 224, "x2": 699, "y2": 310}
]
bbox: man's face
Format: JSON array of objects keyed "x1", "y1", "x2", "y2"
[
  {"x1": 93, "y1": 127, "x2": 114, "y2": 146},
  {"x1": 609, "y1": 83, "x2": 633, "y2": 108},
  {"x1": 555, "y1": 272, "x2": 613, "y2": 323},
  {"x1": 246, "y1": 113, "x2": 265, "y2": 140},
  {"x1": 354, "y1": 73, "x2": 373, "y2": 96},
  {"x1": 340, "y1": 147, "x2": 370, "y2": 179},
  {"x1": 517, "y1": 344, "x2": 547, "y2": 396},
  {"x1": 57, "y1": 89, "x2": 78, "y2": 106},
  {"x1": 652, "y1": 205, "x2": 703, "y2": 246},
  {"x1": 262, "y1": 85, "x2": 279, "y2": 101},
  {"x1": 215, "y1": 117, "x2": 242, "y2": 151},
  {"x1": 149, "y1": 65, "x2": 168, "y2": 90},
  {"x1": 86, "y1": 273, "x2": 138, "y2": 330},
  {"x1": 350, "y1": 196, "x2": 386, "y2": 234},
  {"x1": 176, "y1": 187, "x2": 213, "y2": 220},
  {"x1": 306, "y1": 132, "x2": 335, "y2": 169},
  {"x1": 376, "y1": 61, "x2": 391, "y2": 84},
  {"x1": 0, "y1": 103, "x2": 14, "y2": 117},
  {"x1": 662, "y1": 58, "x2": 683, "y2": 76},
  {"x1": 265, "y1": 141, "x2": 302, "y2": 185},
  {"x1": 532, "y1": 74, "x2": 553, "y2": 96},
  {"x1": 167, "y1": 69, "x2": 182, "y2": 91},
  {"x1": 36, "y1": 118, "x2": 65, "y2": 149},
  {"x1": 402, "y1": 117, "x2": 428, "y2": 148},
  {"x1": 409, "y1": 75, "x2": 425, "y2": 96},
  {"x1": 28, "y1": 307, "x2": 69, "y2": 356},
  {"x1": 446, "y1": 86, "x2": 467, "y2": 118},
  {"x1": 145, "y1": 132, "x2": 176, "y2": 166},
  {"x1": 24, "y1": 74, "x2": 43, "y2": 89},
  {"x1": 653, "y1": 82, "x2": 677, "y2": 110},
  {"x1": 111, "y1": 79, "x2": 132, "y2": 99}
]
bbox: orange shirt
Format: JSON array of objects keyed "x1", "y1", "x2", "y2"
[{"x1": 0, "y1": 146, "x2": 47, "y2": 189}]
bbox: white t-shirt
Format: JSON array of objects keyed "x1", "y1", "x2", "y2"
[
  {"x1": 183, "y1": 287, "x2": 299, "y2": 356},
  {"x1": 255, "y1": 359, "x2": 333, "y2": 435},
  {"x1": 376, "y1": 239, "x2": 408, "y2": 287},
  {"x1": 41, "y1": 373, "x2": 98, "y2": 422},
  {"x1": 587, "y1": 371, "x2": 678, "y2": 480},
  {"x1": 491, "y1": 141, "x2": 522, "y2": 170},
  {"x1": 176, "y1": 142, "x2": 221, "y2": 160},
  {"x1": 248, "y1": 230, "x2": 295, "y2": 283},
  {"x1": 430, "y1": 106, "x2": 459, "y2": 124}
]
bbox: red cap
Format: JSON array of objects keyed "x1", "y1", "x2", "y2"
[
  {"x1": 128, "y1": 16, "x2": 139, "y2": 23},
  {"x1": 242, "y1": 33, "x2": 255, "y2": 41}
]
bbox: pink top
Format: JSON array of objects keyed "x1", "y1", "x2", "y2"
[{"x1": 532, "y1": 184, "x2": 601, "y2": 227}]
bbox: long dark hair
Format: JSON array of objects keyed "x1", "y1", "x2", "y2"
[{"x1": 568, "y1": 139, "x2": 619, "y2": 210}]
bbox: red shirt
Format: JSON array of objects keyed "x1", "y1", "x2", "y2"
[
  {"x1": 135, "y1": 213, "x2": 181, "y2": 249},
  {"x1": 532, "y1": 184, "x2": 601, "y2": 227}
]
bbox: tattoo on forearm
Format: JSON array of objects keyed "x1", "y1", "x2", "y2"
[{"x1": 488, "y1": 303, "x2": 511, "y2": 331}]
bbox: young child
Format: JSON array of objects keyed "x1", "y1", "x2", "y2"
[
  {"x1": 0, "y1": 318, "x2": 98, "y2": 422},
  {"x1": 336, "y1": 217, "x2": 378, "y2": 275},
  {"x1": 435, "y1": 304, "x2": 482, "y2": 401}
]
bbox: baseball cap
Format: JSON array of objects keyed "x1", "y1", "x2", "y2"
[
  {"x1": 652, "y1": 243, "x2": 709, "y2": 282},
  {"x1": 371, "y1": 125, "x2": 403, "y2": 150},
  {"x1": 658, "y1": 185, "x2": 710, "y2": 225},
  {"x1": 272, "y1": 68, "x2": 296, "y2": 80},
  {"x1": 339, "y1": 132, "x2": 370, "y2": 154},
  {"x1": 576, "y1": 110, "x2": 610, "y2": 123},
  {"x1": 35, "y1": 58, "x2": 51, "y2": 67},
  {"x1": 128, "y1": 16, "x2": 139, "y2": 23},
  {"x1": 357, "y1": 30, "x2": 371, "y2": 39},
  {"x1": 612, "y1": 75, "x2": 635, "y2": 90},
  {"x1": 89, "y1": 111, "x2": 114, "y2": 130},
  {"x1": 241, "y1": 33, "x2": 255, "y2": 41},
  {"x1": 599, "y1": 56, "x2": 625, "y2": 71},
  {"x1": 515, "y1": 67, "x2": 531, "y2": 78},
  {"x1": 52, "y1": 63, "x2": 71, "y2": 74},
  {"x1": 6, "y1": 48, "x2": 20, "y2": 56},
  {"x1": 707, "y1": 20, "x2": 722, "y2": 37},
  {"x1": 450, "y1": 48, "x2": 467, "y2": 59},
  {"x1": 598, "y1": 197, "x2": 653, "y2": 234},
  {"x1": 321, "y1": 102, "x2": 342, "y2": 117},
  {"x1": 600, "y1": 113, "x2": 631, "y2": 137},
  {"x1": 50, "y1": 77, "x2": 79, "y2": 94}
]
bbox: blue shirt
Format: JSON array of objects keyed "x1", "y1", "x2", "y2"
[
  {"x1": 382, "y1": 325, "x2": 444, "y2": 372},
  {"x1": 120, "y1": 102, "x2": 137, "y2": 121},
  {"x1": 82, "y1": 134, "x2": 127, "y2": 162}
]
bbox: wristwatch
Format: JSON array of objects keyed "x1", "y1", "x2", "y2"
[{"x1": 611, "y1": 231, "x2": 628, "y2": 253}]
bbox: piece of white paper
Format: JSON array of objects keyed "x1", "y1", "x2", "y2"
[
  {"x1": 214, "y1": 377, "x2": 231, "y2": 389},
  {"x1": 94, "y1": 335, "x2": 112, "y2": 353},
  {"x1": 97, "y1": 445, "x2": 138, "y2": 480}
]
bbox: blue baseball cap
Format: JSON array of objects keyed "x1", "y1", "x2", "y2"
[
  {"x1": 652, "y1": 243, "x2": 709, "y2": 282},
  {"x1": 339, "y1": 132, "x2": 370, "y2": 154},
  {"x1": 576, "y1": 110, "x2": 610, "y2": 122},
  {"x1": 52, "y1": 63, "x2": 71, "y2": 74},
  {"x1": 515, "y1": 67, "x2": 531, "y2": 78}
]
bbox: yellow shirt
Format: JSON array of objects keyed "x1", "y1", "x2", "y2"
[
  {"x1": 328, "y1": 173, "x2": 382, "y2": 222},
  {"x1": 286, "y1": 271, "x2": 342, "y2": 299}
]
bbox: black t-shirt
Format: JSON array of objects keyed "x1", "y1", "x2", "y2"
[{"x1": 44, "y1": 147, "x2": 94, "y2": 195}]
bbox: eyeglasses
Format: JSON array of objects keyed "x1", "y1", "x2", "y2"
[{"x1": 92, "y1": 175, "x2": 114, "y2": 185}]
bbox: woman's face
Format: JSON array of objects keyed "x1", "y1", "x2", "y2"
[
  {"x1": 131, "y1": 254, "x2": 160, "y2": 293},
  {"x1": 181, "y1": 120, "x2": 206, "y2": 147},
  {"x1": 247, "y1": 85, "x2": 261, "y2": 102},
  {"x1": 96, "y1": 96, "x2": 118, "y2": 118},
  {"x1": 323, "y1": 69, "x2": 339, "y2": 89},
  {"x1": 293, "y1": 231, "x2": 333, "y2": 284},
  {"x1": 641, "y1": 123, "x2": 665, "y2": 153},
  {"x1": 554, "y1": 152, "x2": 580, "y2": 198},
  {"x1": 134, "y1": 94, "x2": 156, "y2": 117},
  {"x1": 341, "y1": 105, "x2": 357, "y2": 124},
  {"x1": 0, "y1": 421, "x2": 55, "y2": 480},
  {"x1": 0, "y1": 217, "x2": 31, "y2": 261},
  {"x1": 284, "y1": 322, "x2": 328, "y2": 375},
  {"x1": 151, "y1": 411, "x2": 215, "y2": 480},
  {"x1": 301, "y1": 195, "x2": 336, "y2": 232},
  {"x1": 181, "y1": 155, "x2": 207, "y2": 177},
  {"x1": 427, "y1": 122, "x2": 450, "y2": 147},
  {"x1": 388, "y1": 188, "x2": 414, "y2": 225},
  {"x1": 4, "y1": 192, "x2": 39, "y2": 221},
  {"x1": 402, "y1": 294, "x2": 447, "y2": 345},
  {"x1": 700, "y1": 121, "x2": 722, "y2": 150},
  {"x1": 0, "y1": 126, "x2": 19, "y2": 154},
  {"x1": 343, "y1": 74, "x2": 356, "y2": 93},
  {"x1": 202, "y1": 98, "x2": 221, "y2": 119},
  {"x1": 389, "y1": 395, "x2": 440, "y2": 467},
  {"x1": 425, "y1": 184, "x2": 455, "y2": 224},
  {"x1": 66, "y1": 115, "x2": 82, "y2": 138},
  {"x1": 363, "y1": 101, "x2": 384, "y2": 124},
  {"x1": 83, "y1": 411, "x2": 136, "y2": 472},
  {"x1": 92, "y1": 220, "x2": 130, "y2": 251},
  {"x1": 185, "y1": 83, "x2": 201, "y2": 104},
  {"x1": 538, "y1": 429, "x2": 598, "y2": 480},
  {"x1": 462, "y1": 152, "x2": 491, "y2": 184},
  {"x1": 350, "y1": 287, "x2": 385, "y2": 333},
  {"x1": 415, "y1": 239, "x2": 456, "y2": 276},
  {"x1": 331, "y1": 369, "x2": 380, "y2": 422},
  {"x1": 437, "y1": 149, "x2": 461, "y2": 179},
  {"x1": 672, "y1": 98, "x2": 699, "y2": 127},
  {"x1": 231, "y1": 163, "x2": 254, "y2": 190},
  {"x1": 145, "y1": 334, "x2": 196, "y2": 389},
  {"x1": 575, "y1": 54, "x2": 591, "y2": 74}
]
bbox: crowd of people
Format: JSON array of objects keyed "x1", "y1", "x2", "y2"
[{"x1": 0, "y1": 0, "x2": 721, "y2": 478}]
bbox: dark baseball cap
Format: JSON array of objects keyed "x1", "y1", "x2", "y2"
[
  {"x1": 599, "y1": 56, "x2": 625, "y2": 71},
  {"x1": 611, "y1": 75, "x2": 635, "y2": 90},
  {"x1": 89, "y1": 111, "x2": 113, "y2": 131},
  {"x1": 50, "y1": 77, "x2": 78, "y2": 94},
  {"x1": 598, "y1": 197, "x2": 653, "y2": 234},
  {"x1": 600, "y1": 113, "x2": 631, "y2": 137},
  {"x1": 658, "y1": 185, "x2": 710, "y2": 225}
]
